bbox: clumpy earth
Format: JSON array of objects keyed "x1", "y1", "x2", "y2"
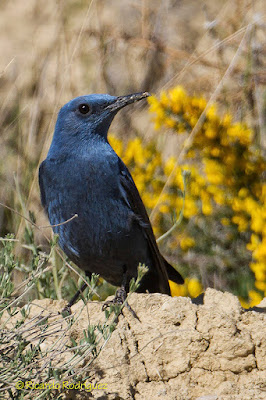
[{"x1": 3, "y1": 289, "x2": 266, "y2": 399}]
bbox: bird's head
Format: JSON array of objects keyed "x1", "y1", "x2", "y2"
[{"x1": 48, "y1": 92, "x2": 150, "y2": 157}]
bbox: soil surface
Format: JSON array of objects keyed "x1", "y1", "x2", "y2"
[{"x1": 4, "y1": 289, "x2": 266, "y2": 400}]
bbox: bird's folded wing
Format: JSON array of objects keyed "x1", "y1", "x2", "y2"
[{"x1": 118, "y1": 158, "x2": 171, "y2": 290}]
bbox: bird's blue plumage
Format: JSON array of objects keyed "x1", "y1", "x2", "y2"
[{"x1": 39, "y1": 93, "x2": 183, "y2": 295}]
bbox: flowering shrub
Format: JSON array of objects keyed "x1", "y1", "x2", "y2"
[{"x1": 110, "y1": 86, "x2": 266, "y2": 306}]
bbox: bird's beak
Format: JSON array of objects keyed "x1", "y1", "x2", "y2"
[{"x1": 106, "y1": 92, "x2": 150, "y2": 112}]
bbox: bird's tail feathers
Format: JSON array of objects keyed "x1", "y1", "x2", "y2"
[{"x1": 164, "y1": 258, "x2": 184, "y2": 284}]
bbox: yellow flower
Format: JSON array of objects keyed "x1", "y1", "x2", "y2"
[
  {"x1": 200, "y1": 191, "x2": 212, "y2": 215},
  {"x1": 213, "y1": 191, "x2": 226, "y2": 206},
  {"x1": 159, "y1": 204, "x2": 170, "y2": 214},
  {"x1": 141, "y1": 192, "x2": 158, "y2": 210},
  {"x1": 246, "y1": 234, "x2": 260, "y2": 251},
  {"x1": 191, "y1": 96, "x2": 207, "y2": 110},
  {"x1": 165, "y1": 117, "x2": 176, "y2": 128},
  {"x1": 232, "y1": 215, "x2": 249, "y2": 232},
  {"x1": 169, "y1": 86, "x2": 187, "y2": 104},
  {"x1": 247, "y1": 290, "x2": 263, "y2": 307},
  {"x1": 187, "y1": 278, "x2": 203, "y2": 298},
  {"x1": 148, "y1": 85, "x2": 266, "y2": 303},
  {"x1": 224, "y1": 153, "x2": 236, "y2": 165},
  {"x1": 123, "y1": 138, "x2": 145, "y2": 165},
  {"x1": 183, "y1": 198, "x2": 199, "y2": 218},
  {"x1": 238, "y1": 188, "x2": 249, "y2": 198},
  {"x1": 227, "y1": 123, "x2": 252, "y2": 145},
  {"x1": 109, "y1": 134, "x2": 123, "y2": 157},
  {"x1": 160, "y1": 91, "x2": 170, "y2": 107},
  {"x1": 180, "y1": 236, "x2": 195, "y2": 251},
  {"x1": 251, "y1": 263, "x2": 266, "y2": 282},
  {"x1": 244, "y1": 197, "x2": 257, "y2": 214},
  {"x1": 204, "y1": 159, "x2": 225, "y2": 185},
  {"x1": 245, "y1": 163, "x2": 256, "y2": 175},
  {"x1": 222, "y1": 113, "x2": 232, "y2": 127},
  {"x1": 255, "y1": 281, "x2": 266, "y2": 292},
  {"x1": 164, "y1": 157, "x2": 176, "y2": 176},
  {"x1": 251, "y1": 216, "x2": 264, "y2": 233},
  {"x1": 232, "y1": 198, "x2": 243, "y2": 212},
  {"x1": 170, "y1": 280, "x2": 187, "y2": 297},
  {"x1": 221, "y1": 217, "x2": 230, "y2": 226},
  {"x1": 210, "y1": 147, "x2": 220, "y2": 157},
  {"x1": 205, "y1": 128, "x2": 217, "y2": 139},
  {"x1": 239, "y1": 298, "x2": 250, "y2": 309},
  {"x1": 206, "y1": 104, "x2": 217, "y2": 120},
  {"x1": 253, "y1": 240, "x2": 266, "y2": 260}
]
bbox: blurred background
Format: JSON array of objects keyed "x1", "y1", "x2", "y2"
[{"x1": 0, "y1": 0, "x2": 265, "y2": 306}]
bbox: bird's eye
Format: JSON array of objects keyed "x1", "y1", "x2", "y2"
[{"x1": 78, "y1": 104, "x2": 90, "y2": 114}]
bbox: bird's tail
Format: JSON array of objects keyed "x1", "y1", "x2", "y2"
[{"x1": 164, "y1": 258, "x2": 184, "y2": 284}]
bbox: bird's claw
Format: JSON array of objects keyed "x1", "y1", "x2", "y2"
[
  {"x1": 102, "y1": 287, "x2": 139, "y2": 320},
  {"x1": 61, "y1": 304, "x2": 72, "y2": 317},
  {"x1": 102, "y1": 287, "x2": 127, "y2": 311}
]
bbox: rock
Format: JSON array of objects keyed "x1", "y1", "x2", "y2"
[{"x1": 2, "y1": 290, "x2": 266, "y2": 399}]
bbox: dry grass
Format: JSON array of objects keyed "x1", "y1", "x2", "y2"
[{"x1": 0, "y1": 0, "x2": 265, "y2": 297}]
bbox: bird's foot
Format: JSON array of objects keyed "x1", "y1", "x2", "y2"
[
  {"x1": 102, "y1": 286, "x2": 127, "y2": 310},
  {"x1": 61, "y1": 304, "x2": 72, "y2": 317},
  {"x1": 61, "y1": 281, "x2": 89, "y2": 317},
  {"x1": 102, "y1": 287, "x2": 139, "y2": 320}
]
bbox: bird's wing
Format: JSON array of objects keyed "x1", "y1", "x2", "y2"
[{"x1": 118, "y1": 158, "x2": 183, "y2": 293}]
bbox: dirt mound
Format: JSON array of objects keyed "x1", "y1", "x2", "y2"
[
  {"x1": 3, "y1": 289, "x2": 266, "y2": 399},
  {"x1": 69, "y1": 288, "x2": 266, "y2": 400}
]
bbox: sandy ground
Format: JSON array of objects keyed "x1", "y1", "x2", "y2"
[{"x1": 2, "y1": 289, "x2": 266, "y2": 399}]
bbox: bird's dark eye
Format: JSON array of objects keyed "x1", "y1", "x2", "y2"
[{"x1": 78, "y1": 104, "x2": 90, "y2": 114}]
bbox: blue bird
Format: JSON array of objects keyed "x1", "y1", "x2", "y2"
[{"x1": 39, "y1": 92, "x2": 183, "y2": 307}]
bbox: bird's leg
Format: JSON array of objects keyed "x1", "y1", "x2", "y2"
[
  {"x1": 62, "y1": 280, "x2": 89, "y2": 315},
  {"x1": 102, "y1": 267, "x2": 139, "y2": 320},
  {"x1": 102, "y1": 267, "x2": 127, "y2": 310}
]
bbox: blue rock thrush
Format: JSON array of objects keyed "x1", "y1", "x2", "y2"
[{"x1": 39, "y1": 92, "x2": 183, "y2": 308}]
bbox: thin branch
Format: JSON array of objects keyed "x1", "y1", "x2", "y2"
[{"x1": 39, "y1": 214, "x2": 78, "y2": 229}]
